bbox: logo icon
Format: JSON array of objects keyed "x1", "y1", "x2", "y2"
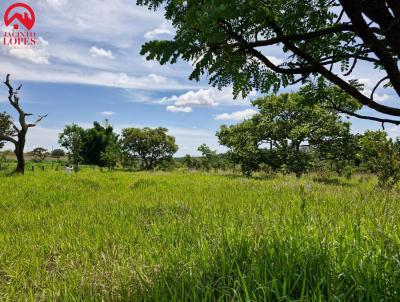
[{"x1": 4, "y1": 3, "x2": 35, "y2": 30}]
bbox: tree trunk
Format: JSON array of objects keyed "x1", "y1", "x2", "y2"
[
  {"x1": 14, "y1": 130, "x2": 26, "y2": 174},
  {"x1": 14, "y1": 145, "x2": 25, "y2": 174}
]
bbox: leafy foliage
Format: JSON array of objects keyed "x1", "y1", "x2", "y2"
[
  {"x1": 81, "y1": 121, "x2": 118, "y2": 166},
  {"x1": 358, "y1": 130, "x2": 388, "y2": 173},
  {"x1": 32, "y1": 147, "x2": 48, "y2": 163},
  {"x1": 0, "y1": 112, "x2": 16, "y2": 149},
  {"x1": 374, "y1": 139, "x2": 400, "y2": 189},
  {"x1": 357, "y1": 131, "x2": 400, "y2": 189},
  {"x1": 197, "y1": 144, "x2": 218, "y2": 172},
  {"x1": 121, "y1": 127, "x2": 178, "y2": 170},
  {"x1": 100, "y1": 139, "x2": 121, "y2": 170},
  {"x1": 51, "y1": 149, "x2": 65, "y2": 160},
  {"x1": 218, "y1": 91, "x2": 353, "y2": 177},
  {"x1": 58, "y1": 124, "x2": 85, "y2": 171},
  {"x1": 137, "y1": 0, "x2": 400, "y2": 119}
]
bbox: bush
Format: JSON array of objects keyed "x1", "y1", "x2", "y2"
[
  {"x1": 375, "y1": 139, "x2": 400, "y2": 189},
  {"x1": 343, "y1": 165, "x2": 353, "y2": 180},
  {"x1": 258, "y1": 163, "x2": 276, "y2": 178}
]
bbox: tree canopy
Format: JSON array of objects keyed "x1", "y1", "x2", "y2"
[
  {"x1": 51, "y1": 149, "x2": 65, "y2": 159},
  {"x1": 0, "y1": 112, "x2": 14, "y2": 150},
  {"x1": 81, "y1": 121, "x2": 118, "y2": 166},
  {"x1": 217, "y1": 91, "x2": 354, "y2": 176},
  {"x1": 58, "y1": 124, "x2": 85, "y2": 171},
  {"x1": 121, "y1": 127, "x2": 178, "y2": 170},
  {"x1": 137, "y1": 0, "x2": 400, "y2": 123},
  {"x1": 32, "y1": 147, "x2": 48, "y2": 163}
]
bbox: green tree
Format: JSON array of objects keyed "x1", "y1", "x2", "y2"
[
  {"x1": 374, "y1": 139, "x2": 400, "y2": 189},
  {"x1": 51, "y1": 149, "x2": 65, "y2": 161},
  {"x1": 100, "y1": 139, "x2": 121, "y2": 171},
  {"x1": 313, "y1": 124, "x2": 359, "y2": 175},
  {"x1": 121, "y1": 127, "x2": 178, "y2": 170},
  {"x1": 0, "y1": 112, "x2": 13, "y2": 151},
  {"x1": 82, "y1": 121, "x2": 118, "y2": 166},
  {"x1": 197, "y1": 144, "x2": 218, "y2": 172},
  {"x1": 218, "y1": 92, "x2": 353, "y2": 177},
  {"x1": 58, "y1": 124, "x2": 85, "y2": 172},
  {"x1": 137, "y1": 0, "x2": 400, "y2": 122},
  {"x1": 358, "y1": 130, "x2": 388, "y2": 173},
  {"x1": 183, "y1": 154, "x2": 195, "y2": 170},
  {"x1": 32, "y1": 147, "x2": 48, "y2": 163},
  {"x1": 217, "y1": 121, "x2": 262, "y2": 177}
]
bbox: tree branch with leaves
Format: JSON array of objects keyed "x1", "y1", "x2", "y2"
[{"x1": 138, "y1": 0, "x2": 400, "y2": 122}]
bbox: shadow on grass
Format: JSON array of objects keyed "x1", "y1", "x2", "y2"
[
  {"x1": 312, "y1": 176, "x2": 354, "y2": 187},
  {"x1": 220, "y1": 174, "x2": 276, "y2": 182}
]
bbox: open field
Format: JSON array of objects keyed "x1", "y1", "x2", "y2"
[{"x1": 0, "y1": 170, "x2": 400, "y2": 301}]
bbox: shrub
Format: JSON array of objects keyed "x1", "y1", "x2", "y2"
[
  {"x1": 375, "y1": 139, "x2": 400, "y2": 189},
  {"x1": 343, "y1": 166, "x2": 353, "y2": 180}
]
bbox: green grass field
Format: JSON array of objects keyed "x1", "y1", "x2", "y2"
[{"x1": 0, "y1": 170, "x2": 400, "y2": 301}]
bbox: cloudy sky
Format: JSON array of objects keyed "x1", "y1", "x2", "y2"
[{"x1": 0, "y1": 0, "x2": 399, "y2": 156}]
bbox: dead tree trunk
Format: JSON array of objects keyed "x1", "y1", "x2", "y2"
[
  {"x1": 0, "y1": 74, "x2": 47, "y2": 174},
  {"x1": 14, "y1": 134, "x2": 26, "y2": 174}
]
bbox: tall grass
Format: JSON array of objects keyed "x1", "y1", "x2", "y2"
[{"x1": 0, "y1": 170, "x2": 399, "y2": 301}]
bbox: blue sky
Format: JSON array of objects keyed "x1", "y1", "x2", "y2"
[{"x1": 0, "y1": 0, "x2": 399, "y2": 156}]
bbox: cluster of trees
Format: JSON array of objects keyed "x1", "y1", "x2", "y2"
[
  {"x1": 216, "y1": 88, "x2": 356, "y2": 178},
  {"x1": 58, "y1": 124, "x2": 178, "y2": 171},
  {"x1": 183, "y1": 144, "x2": 232, "y2": 172},
  {"x1": 136, "y1": 0, "x2": 400, "y2": 187},
  {"x1": 58, "y1": 121, "x2": 118, "y2": 171},
  {"x1": 2, "y1": 0, "x2": 400, "y2": 176},
  {"x1": 29, "y1": 148, "x2": 65, "y2": 163},
  {"x1": 210, "y1": 89, "x2": 400, "y2": 188},
  {"x1": 0, "y1": 75, "x2": 179, "y2": 174}
]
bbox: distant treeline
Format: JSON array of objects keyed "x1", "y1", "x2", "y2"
[{"x1": 2, "y1": 89, "x2": 400, "y2": 189}]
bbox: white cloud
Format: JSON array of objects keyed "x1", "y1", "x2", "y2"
[
  {"x1": 266, "y1": 56, "x2": 283, "y2": 65},
  {"x1": 0, "y1": 1, "x2": 201, "y2": 92},
  {"x1": 3, "y1": 37, "x2": 50, "y2": 64},
  {"x1": 0, "y1": 63, "x2": 199, "y2": 91},
  {"x1": 97, "y1": 111, "x2": 116, "y2": 116},
  {"x1": 162, "y1": 89, "x2": 219, "y2": 107},
  {"x1": 373, "y1": 93, "x2": 391, "y2": 102},
  {"x1": 161, "y1": 87, "x2": 254, "y2": 108},
  {"x1": 45, "y1": 0, "x2": 69, "y2": 9},
  {"x1": 215, "y1": 109, "x2": 258, "y2": 121},
  {"x1": 167, "y1": 127, "x2": 226, "y2": 156},
  {"x1": 89, "y1": 46, "x2": 115, "y2": 59},
  {"x1": 144, "y1": 25, "x2": 174, "y2": 40},
  {"x1": 387, "y1": 126, "x2": 400, "y2": 140},
  {"x1": 166, "y1": 105, "x2": 192, "y2": 113},
  {"x1": 357, "y1": 78, "x2": 392, "y2": 102},
  {"x1": 3, "y1": 126, "x2": 61, "y2": 151}
]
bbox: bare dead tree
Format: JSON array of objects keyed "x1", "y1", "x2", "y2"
[{"x1": 0, "y1": 74, "x2": 47, "y2": 174}]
